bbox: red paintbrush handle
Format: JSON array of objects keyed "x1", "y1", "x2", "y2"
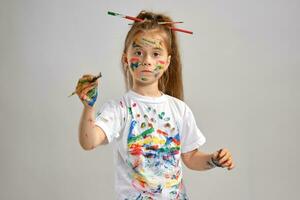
[
  {"x1": 125, "y1": 16, "x2": 143, "y2": 22},
  {"x1": 170, "y1": 27, "x2": 193, "y2": 34}
]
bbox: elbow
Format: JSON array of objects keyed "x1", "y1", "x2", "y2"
[
  {"x1": 79, "y1": 141, "x2": 95, "y2": 151},
  {"x1": 182, "y1": 160, "x2": 194, "y2": 170}
]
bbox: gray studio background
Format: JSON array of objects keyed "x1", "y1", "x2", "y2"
[{"x1": 1, "y1": 0, "x2": 299, "y2": 199}]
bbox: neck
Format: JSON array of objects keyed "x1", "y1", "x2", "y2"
[{"x1": 132, "y1": 81, "x2": 162, "y2": 97}]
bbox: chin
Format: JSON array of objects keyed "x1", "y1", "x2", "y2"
[{"x1": 135, "y1": 77, "x2": 158, "y2": 85}]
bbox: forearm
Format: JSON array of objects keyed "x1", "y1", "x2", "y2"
[
  {"x1": 182, "y1": 150, "x2": 216, "y2": 171},
  {"x1": 78, "y1": 106, "x2": 100, "y2": 150}
]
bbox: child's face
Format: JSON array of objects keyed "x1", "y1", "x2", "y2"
[{"x1": 124, "y1": 30, "x2": 171, "y2": 85}]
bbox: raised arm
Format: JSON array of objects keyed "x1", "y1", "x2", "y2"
[{"x1": 75, "y1": 74, "x2": 108, "y2": 150}]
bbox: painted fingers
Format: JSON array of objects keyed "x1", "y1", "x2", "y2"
[
  {"x1": 76, "y1": 74, "x2": 99, "y2": 107},
  {"x1": 212, "y1": 148, "x2": 235, "y2": 170}
]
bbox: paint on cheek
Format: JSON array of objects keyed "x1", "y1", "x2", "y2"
[
  {"x1": 154, "y1": 60, "x2": 165, "y2": 75},
  {"x1": 158, "y1": 60, "x2": 166, "y2": 65},
  {"x1": 141, "y1": 77, "x2": 148, "y2": 81},
  {"x1": 130, "y1": 57, "x2": 141, "y2": 71},
  {"x1": 130, "y1": 57, "x2": 140, "y2": 63}
]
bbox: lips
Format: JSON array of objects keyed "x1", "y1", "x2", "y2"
[{"x1": 141, "y1": 70, "x2": 153, "y2": 73}]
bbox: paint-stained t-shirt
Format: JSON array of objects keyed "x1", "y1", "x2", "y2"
[{"x1": 95, "y1": 90, "x2": 206, "y2": 200}]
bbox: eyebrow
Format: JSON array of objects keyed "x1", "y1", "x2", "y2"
[
  {"x1": 132, "y1": 42, "x2": 142, "y2": 48},
  {"x1": 153, "y1": 47, "x2": 163, "y2": 51}
]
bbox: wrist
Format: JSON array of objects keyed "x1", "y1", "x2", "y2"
[{"x1": 83, "y1": 104, "x2": 95, "y2": 112}]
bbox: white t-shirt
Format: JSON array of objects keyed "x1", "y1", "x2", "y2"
[{"x1": 95, "y1": 90, "x2": 206, "y2": 200}]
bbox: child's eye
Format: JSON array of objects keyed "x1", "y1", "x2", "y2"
[
  {"x1": 153, "y1": 52, "x2": 160, "y2": 57},
  {"x1": 134, "y1": 51, "x2": 143, "y2": 56}
]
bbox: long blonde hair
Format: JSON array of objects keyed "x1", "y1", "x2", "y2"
[{"x1": 121, "y1": 11, "x2": 184, "y2": 100}]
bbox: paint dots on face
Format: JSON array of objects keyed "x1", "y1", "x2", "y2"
[
  {"x1": 132, "y1": 103, "x2": 137, "y2": 107},
  {"x1": 136, "y1": 113, "x2": 140, "y2": 118},
  {"x1": 144, "y1": 114, "x2": 148, "y2": 119},
  {"x1": 119, "y1": 101, "x2": 124, "y2": 108}
]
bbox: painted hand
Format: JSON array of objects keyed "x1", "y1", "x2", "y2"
[
  {"x1": 212, "y1": 148, "x2": 235, "y2": 170},
  {"x1": 76, "y1": 74, "x2": 99, "y2": 107}
]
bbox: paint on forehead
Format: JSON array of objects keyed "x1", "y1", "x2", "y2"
[{"x1": 134, "y1": 37, "x2": 163, "y2": 49}]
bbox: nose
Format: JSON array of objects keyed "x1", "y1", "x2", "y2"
[
  {"x1": 142, "y1": 54, "x2": 151, "y2": 67},
  {"x1": 142, "y1": 62, "x2": 151, "y2": 67}
]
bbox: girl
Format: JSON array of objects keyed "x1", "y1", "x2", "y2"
[{"x1": 76, "y1": 11, "x2": 235, "y2": 200}]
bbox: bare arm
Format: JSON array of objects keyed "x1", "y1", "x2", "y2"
[
  {"x1": 75, "y1": 74, "x2": 108, "y2": 150},
  {"x1": 181, "y1": 149, "x2": 215, "y2": 171},
  {"x1": 181, "y1": 148, "x2": 235, "y2": 171},
  {"x1": 78, "y1": 106, "x2": 108, "y2": 150}
]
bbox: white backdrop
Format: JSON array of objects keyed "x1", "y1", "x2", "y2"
[{"x1": 0, "y1": 0, "x2": 299, "y2": 199}]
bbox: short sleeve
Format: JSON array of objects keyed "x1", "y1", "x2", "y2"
[
  {"x1": 180, "y1": 104, "x2": 206, "y2": 153},
  {"x1": 95, "y1": 100, "x2": 124, "y2": 143}
]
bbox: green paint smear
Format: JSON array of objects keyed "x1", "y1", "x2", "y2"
[
  {"x1": 158, "y1": 112, "x2": 165, "y2": 119},
  {"x1": 128, "y1": 127, "x2": 154, "y2": 144},
  {"x1": 154, "y1": 65, "x2": 163, "y2": 71},
  {"x1": 128, "y1": 107, "x2": 133, "y2": 116},
  {"x1": 158, "y1": 146, "x2": 180, "y2": 154},
  {"x1": 141, "y1": 77, "x2": 148, "y2": 81}
]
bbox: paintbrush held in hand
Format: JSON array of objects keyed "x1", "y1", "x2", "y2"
[{"x1": 68, "y1": 72, "x2": 102, "y2": 97}]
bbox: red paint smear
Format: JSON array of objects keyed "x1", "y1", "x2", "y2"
[
  {"x1": 133, "y1": 103, "x2": 137, "y2": 107},
  {"x1": 130, "y1": 57, "x2": 140, "y2": 63},
  {"x1": 157, "y1": 129, "x2": 168, "y2": 136},
  {"x1": 129, "y1": 144, "x2": 143, "y2": 155},
  {"x1": 172, "y1": 138, "x2": 180, "y2": 146},
  {"x1": 119, "y1": 101, "x2": 123, "y2": 108},
  {"x1": 146, "y1": 145, "x2": 159, "y2": 151},
  {"x1": 158, "y1": 60, "x2": 165, "y2": 64}
]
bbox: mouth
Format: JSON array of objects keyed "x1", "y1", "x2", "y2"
[{"x1": 141, "y1": 70, "x2": 153, "y2": 73}]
